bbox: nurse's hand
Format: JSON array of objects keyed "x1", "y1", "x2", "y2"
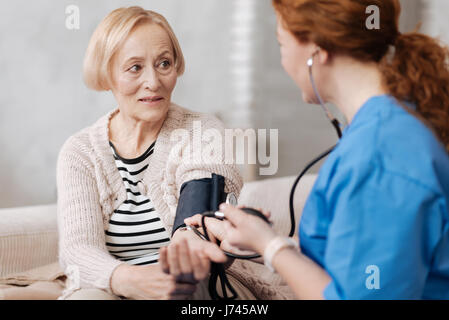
[
  {"x1": 219, "y1": 203, "x2": 277, "y2": 255},
  {"x1": 184, "y1": 205, "x2": 271, "y2": 258}
]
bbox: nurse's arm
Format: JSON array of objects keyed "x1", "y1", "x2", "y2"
[{"x1": 271, "y1": 247, "x2": 331, "y2": 300}]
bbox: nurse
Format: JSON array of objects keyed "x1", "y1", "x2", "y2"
[{"x1": 161, "y1": 0, "x2": 449, "y2": 299}]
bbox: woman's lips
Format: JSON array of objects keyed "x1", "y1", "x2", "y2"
[{"x1": 138, "y1": 96, "x2": 164, "y2": 105}]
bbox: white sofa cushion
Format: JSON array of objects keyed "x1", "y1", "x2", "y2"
[
  {"x1": 0, "y1": 204, "x2": 58, "y2": 277},
  {"x1": 238, "y1": 174, "x2": 317, "y2": 236}
]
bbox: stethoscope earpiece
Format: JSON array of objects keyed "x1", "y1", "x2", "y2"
[
  {"x1": 307, "y1": 57, "x2": 314, "y2": 67},
  {"x1": 308, "y1": 48, "x2": 320, "y2": 67}
]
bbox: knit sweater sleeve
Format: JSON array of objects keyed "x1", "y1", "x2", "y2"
[
  {"x1": 174, "y1": 114, "x2": 243, "y2": 198},
  {"x1": 56, "y1": 136, "x2": 124, "y2": 294}
]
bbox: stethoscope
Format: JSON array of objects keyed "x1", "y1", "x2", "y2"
[
  {"x1": 288, "y1": 49, "x2": 342, "y2": 237},
  {"x1": 192, "y1": 49, "x2": 343, "y2": 299}
]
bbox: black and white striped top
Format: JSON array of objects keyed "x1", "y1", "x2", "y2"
[{"x1": 105, "y1": 141, "x2": 171, "y2": 266}]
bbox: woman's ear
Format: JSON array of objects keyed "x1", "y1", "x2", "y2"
[
  {"x1": 317, "y1": 48, "x2": 330, "y2": 65},
  {"x1": 309, "y1": 46, "x2": 330, "y2": 65}
]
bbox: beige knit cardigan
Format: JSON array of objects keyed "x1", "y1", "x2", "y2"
[{"x1": 56, "y1": 103, "x2": 243, "y2": 295}]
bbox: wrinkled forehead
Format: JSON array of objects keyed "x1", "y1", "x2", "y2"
[{"x1": 114, "y1": 22, "x2": 174, "y2": 64}]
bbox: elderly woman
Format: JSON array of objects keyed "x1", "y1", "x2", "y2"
[{"x1": 56, "y1": 6, "x2": 252, "y2": 300}]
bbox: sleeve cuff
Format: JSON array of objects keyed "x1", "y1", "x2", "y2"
[{"x1": 322, "y1": 280, "x2": 343, "y2": 300}]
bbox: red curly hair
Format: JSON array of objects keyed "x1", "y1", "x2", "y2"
[{"x1": 273, "y1": 0, "x2": 449, "y2": 152}]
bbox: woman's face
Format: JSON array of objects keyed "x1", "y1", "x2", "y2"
[
  {"x1": 276, "y1": 18, "x2": 320, "y2": 104},
  {"x1": 110, "y1": 22, "x2": 177, "y2": 123}
]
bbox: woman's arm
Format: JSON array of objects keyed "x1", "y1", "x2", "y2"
[
  {"x1": 57, "y1": 139, "x2": 125, "y2": 293},
  {"x1": 174, "y1": 114, "x2": 243, "y2": 204},
  {"x1": 162, "y1": 208, "x2": 331, "y2": 299},
  {"x1": 270, "y1": 247, "x2": 331, "y2": 300},
  {"x1": 220, "y1": 203, "x2": 331, "y2": 300}
]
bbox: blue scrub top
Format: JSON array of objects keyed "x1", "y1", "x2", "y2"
[{"x1": 300, "y1": 95, "x2": 449, "y2": 299}]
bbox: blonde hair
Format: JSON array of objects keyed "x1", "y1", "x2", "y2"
[{"x1": 83, "y1": 6, "x2": 185, "y2": 91}]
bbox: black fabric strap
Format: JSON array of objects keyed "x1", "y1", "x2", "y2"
[{"x1": 172, "y1": 174, "x2": 226, "y2": 236}]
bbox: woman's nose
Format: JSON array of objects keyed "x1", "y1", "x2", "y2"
[{"x1": 143, "y1": 67, "x2": 162, "y2": 91}]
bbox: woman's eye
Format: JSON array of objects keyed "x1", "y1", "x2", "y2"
[
  {"x1": 159, "y1": 60, "x2": 171, "y2": 69},
  {"x1": 129, "y1": 64, "x2": 142, "y2": 73}
]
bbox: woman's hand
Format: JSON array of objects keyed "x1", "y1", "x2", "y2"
[
  {"x1": 184, "y1": 206, "x2": 270, "y2": 257},
  {"x1": 110, "y1": 263, "x2": 197, "y2": 300},
  {"x1": 159, "y1": 228, "x2": 227, "y2": 283},
  {"x1": 219, "y1": 203, "x2": 277, "y2": 255}
]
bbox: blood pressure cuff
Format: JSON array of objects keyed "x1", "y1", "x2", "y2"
[{"x1": 172, "y1": 173, "x2": 227, "y2": 236}]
